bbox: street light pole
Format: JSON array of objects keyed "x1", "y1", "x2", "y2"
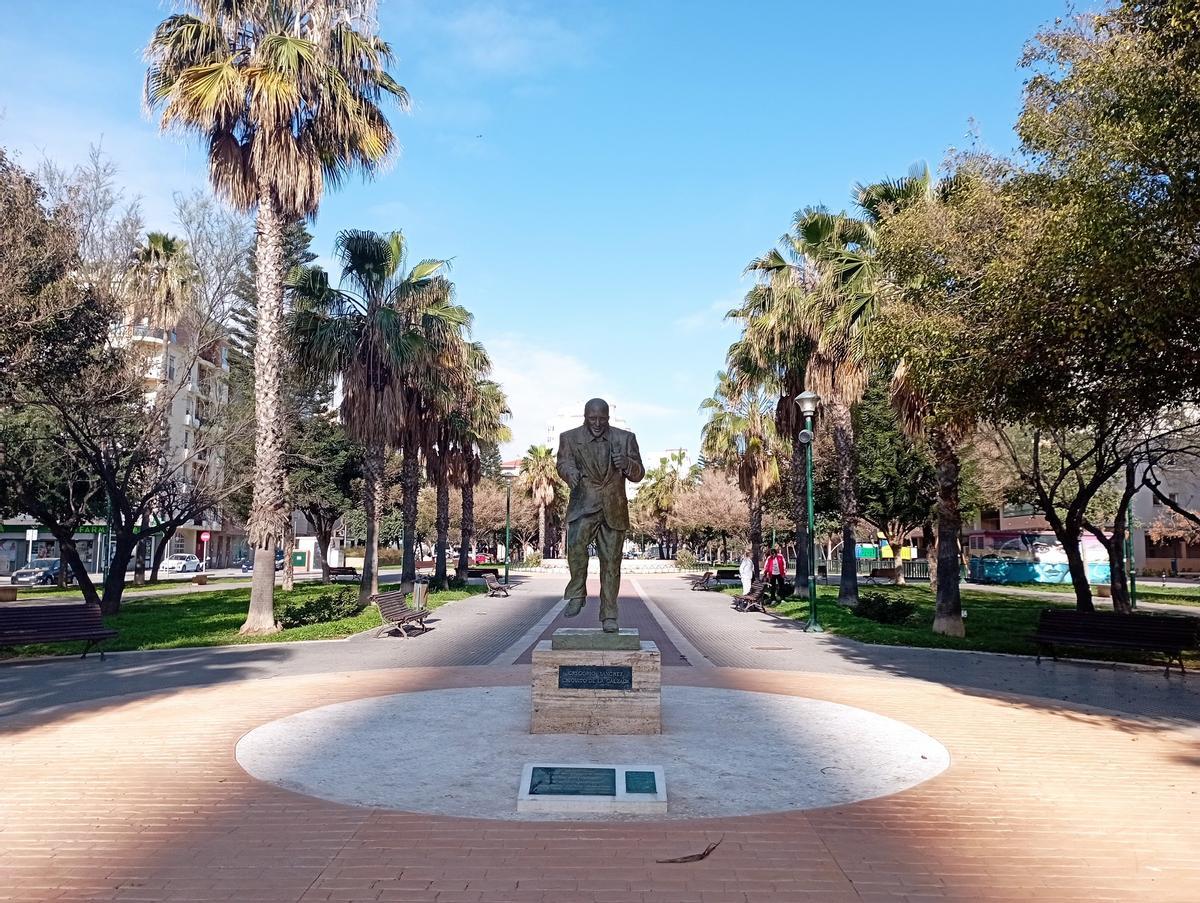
[
  {"x1": 797, "y1": 391, "x2": 823, "y2": 632},
  {"x1": 504, "y1": 479, "x2": 512, "y2": 586}
]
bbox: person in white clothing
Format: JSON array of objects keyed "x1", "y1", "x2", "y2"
[{"x1": 738, "y1": 548, "x2": 754, "y2": 595}]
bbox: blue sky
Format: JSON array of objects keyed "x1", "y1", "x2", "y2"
[{"x1": 0, "y1": 0, "x2": 1076, "y2": 464}]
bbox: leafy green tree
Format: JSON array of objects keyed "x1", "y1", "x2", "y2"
[
  {"x1": 145, "y1": 0, "x2": 408, "y2": 632},
  {"x1": 852, "y1": 383, "x2": 936, "y2": 582},
  {"x1": 289, "y1": 411, "x2": 362, "y2": 583},
  {"x1": 0, "y1": 412, "x2": 106, "y2": 594}
]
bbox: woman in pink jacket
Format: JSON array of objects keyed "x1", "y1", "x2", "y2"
[{"x1": 763, "y1": 546, "x2": 788, "y2": 603}]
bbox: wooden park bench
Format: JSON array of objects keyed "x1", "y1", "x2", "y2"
[
  {"x1": 484, "y1": 573, "x2": 510, "y2": 597},
  {"x1": 689, "y1": 571, "x2": 716, "y2": 591},
  {"x1": 467, "y1": 565, "x2": 501, "y2": 578},
  {"x1": 0, "y1": 603, "x2": 118, "y2": 659},
  {"x1": 1031, "y1": 609, "x2": 1198, "y2": 677},
  {"x1": 371, "y1": 590, "x2": 432, "y2": 638},
  {"x1": 733, "y1": 581, "x2": 769, "y2": 613},
  {"x1": 327, "y1": 565, "x2": 360, "y2": 583},
  {"x1": 865, "y1": 566, "x2": 900, "y2": 584}
]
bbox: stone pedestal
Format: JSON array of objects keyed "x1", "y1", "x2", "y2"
[{"x1": 531, "y1": 630, "x2": 661, "y2": 735}]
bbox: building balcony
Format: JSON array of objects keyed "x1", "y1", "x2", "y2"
[{"x1": 129, "y1": 325, "x2": 167, "y2": 343}]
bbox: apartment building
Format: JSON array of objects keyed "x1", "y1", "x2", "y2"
[{"x1": 133, "y1": 319, "x2": 243, "y2": 568}]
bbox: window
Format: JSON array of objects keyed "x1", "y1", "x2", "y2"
[
  {"x1": 168, "y1": 354, "x2": 176, "y2": 381},
  {"x1": 1145, "y1": 537, "x2": 1178, "y2": 558},
  {"x1": 1152, "y1": 492, "x2": 1178, "y2": 508},
  {"x1": 171, "y1": 535, "x2": 185, "y2": 554}
]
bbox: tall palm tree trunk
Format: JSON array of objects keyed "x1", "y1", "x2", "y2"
[
  {"x1": 434, "y1": 476, "x2": 450, "y2": 588},
  {"x1": 930, "y1": 431, "x2": 964, "y2": 636},
  {"x1": 790, "y1": 436, "x2": 809, "y2": 591},
  {"x1": 282, "y1": 517, "x2": 296, "y2": 592},
  {"x1": 360, "y1": 444, "x2": 384, "y2": 602},
  {"x1": 538, "y1": 504, "x2": 548, "y2": 558},
  {"x1": 749, "y1": 489, "x2": 763, "y2": 581},
  {"x1": 243, "y1": 188, "x2": 289, "y2": 635},
  {"x1": 401, "y1": 447, "x2": 420, "y2": 583},
  {"x1": 457, "y1": 481, "x2": 474, "y2": 580},
  {"x1": 829, "y1": 398, "x2": 859, "y2": 606}
]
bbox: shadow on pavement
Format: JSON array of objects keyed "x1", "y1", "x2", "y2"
[
  {"x1": 751, "y1": 610, "x2": 1200, "y2": 727},
  {"x1": 0, "y1": 644, "x2": 296, "y2": 732}
]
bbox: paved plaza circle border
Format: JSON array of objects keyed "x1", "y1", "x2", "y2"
[{"x1": 235, "y1": 684, "x2": 951, "y2": 821}]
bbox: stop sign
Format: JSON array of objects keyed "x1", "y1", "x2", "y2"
[{"x1": 200, "y1": 531, "x2": 211, "y2": 542}]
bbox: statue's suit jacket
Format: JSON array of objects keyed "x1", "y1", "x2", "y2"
[{"x1": 556, "y1": 425, "x2": 645, "y2": 530}]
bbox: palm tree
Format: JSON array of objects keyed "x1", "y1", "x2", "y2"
[
  {"x1": 123, "y1": 232, "x2": 196, "y2": 328},
  {"x1": 426, "y1": 343, "x2": 489, "y2": 588},
  {"x1": 145, "y1": 0, "x2": 408, "y2": 633},
  {"x1": 452, "y1": 378, "x2": 510, "y2": 580},
  {"x1": 392, "y1": 278, "x2": 473, "y2": 585},
  {"x1": 635, "y1": 450, "x2": 699, "y2": 559},
  {"x1": 700, "y1": 371, "x2": 781, "y2": 580},
  {"x1": 727, "y1": 256, "x2": 816, "y2": 590},
  {"x1": 289, "y1": 230, "x2": 463, "y2": 604},
  {"x1": 520, "y1": 445, "x2": 560, "y2": 558}
]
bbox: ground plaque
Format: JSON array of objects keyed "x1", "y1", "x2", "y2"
[
  {"x1": 528, "y1": 766, "x2": 616, "y2": 796},
  {"x1": 624, "y1": 770, "x2": 657, "y2": 794},
  {"x1": 517, "y1": 763, "x2": 668, "y2": 815},
  {"x1": 557, "y1": 665, "x2": 633, "y2": 691}
]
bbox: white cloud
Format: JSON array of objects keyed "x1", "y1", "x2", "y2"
[
  {"x1": 674, "y1": 296, "x2": 739, "y2": 333},
  {"x1": 390, "y1": 0, "x2": 595, "y2": 80},
  {"x1": 443, "y1": 3, "x2": 589, "y2": 75},
  {"x1": 486, "y1": 334, "x2": 603, "y2": 456}
]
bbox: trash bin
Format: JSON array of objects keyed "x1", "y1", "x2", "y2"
[{"x1": 411, "y1": 582, "x2": 428, "y2": 611}]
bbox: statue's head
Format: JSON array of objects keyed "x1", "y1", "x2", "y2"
[{"x1": 583, "y1": 398, "x2": 610, "y2": 438}]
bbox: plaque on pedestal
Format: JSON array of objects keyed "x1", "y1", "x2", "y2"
[{"x1": 531, "y1": 629, "x2": 661, "y2": 735}]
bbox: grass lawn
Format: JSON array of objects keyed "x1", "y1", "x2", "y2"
[
  {"x1": 722, "y1": 583, "x2": 1200, "y2": 668},
  {"x1": 12, "y1": 575, "x2": 252, "y2": 601},
  {"x1": 972, "y1": 580, "x2": 1200, "y2": 607},
  {"x1": 1, "y1": 582, "x2": 486, "y2": 658}
]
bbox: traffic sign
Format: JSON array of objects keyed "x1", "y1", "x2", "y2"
[{"x1": 200, "y1": 531, "x2": 211, "y2": 542}]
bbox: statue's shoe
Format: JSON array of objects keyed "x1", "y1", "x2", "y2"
[
  {"x1": 601, "y1": 618, "x2": 618, "y2": 633},
  {"x1": 563, "y1": 598, "x2": 585, "y2": 618}
]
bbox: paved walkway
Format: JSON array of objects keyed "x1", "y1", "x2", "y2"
[{"x1": 1, "y1": 572, "x2": 1198, "y2": 902}]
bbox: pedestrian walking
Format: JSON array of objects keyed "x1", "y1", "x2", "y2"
[
  {"x1": 738, "y1": 548, "x2": 754, "y2": 595},
  {"x1": 764, "y1": 546, "x2": 788, "y2": 603}
]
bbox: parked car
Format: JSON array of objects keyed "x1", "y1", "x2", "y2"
[
  {"x1": 161, "y1": 553, "x2": 203, "y2": 573},
  {"x1": 10, "y1": 558, "x2": 73, "y2": 586},
  {"x1": 473, "y1": 553, "x2": 492, "y2": 564},
  {"x1": 240, "y1": 550, "x2": 286, "y2": 572}
]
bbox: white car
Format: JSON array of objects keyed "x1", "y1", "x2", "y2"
[{"x1": 161, "y1": 553, "x2": 203, "y2": 573}]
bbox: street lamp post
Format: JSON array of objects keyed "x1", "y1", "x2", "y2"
[
  {"x1": 796, "y1": 391, "x2": 822, "y2": 632},
  {"x1": 504, "y1": 478, "x2": 512, "y2": 586}
]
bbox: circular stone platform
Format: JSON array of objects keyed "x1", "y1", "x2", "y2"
[{"x1": 236, "y1": 686, "x2": 950, "y2": 820}]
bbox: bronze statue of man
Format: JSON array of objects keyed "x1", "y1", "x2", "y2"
[{"x1": 556, "y1": 398, "x2": 645, "y2": 632}]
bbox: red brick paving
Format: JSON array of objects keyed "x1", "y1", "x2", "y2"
[{"x1": 2, "y1": 665, "x2": 1198, "y2": 901}]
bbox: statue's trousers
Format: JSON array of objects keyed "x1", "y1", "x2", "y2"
[{"x1": 563, "y1": 509, "x2": 624, "y2": 623}]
